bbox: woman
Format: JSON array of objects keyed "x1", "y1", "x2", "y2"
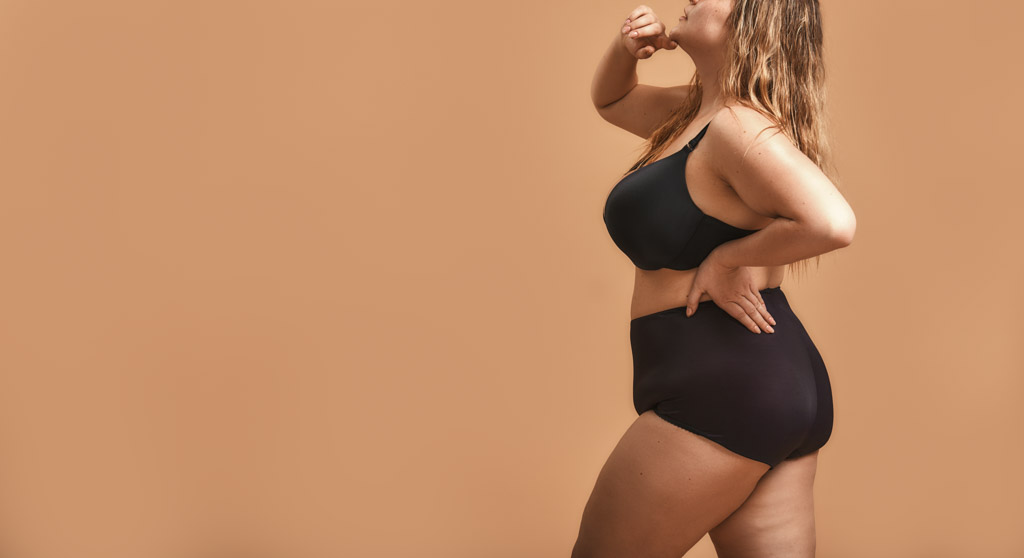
[{"x1": 573, "y1": 1, "x2": 856, "y2": 557}]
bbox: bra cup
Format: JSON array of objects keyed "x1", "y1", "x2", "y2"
[{"x1": 603, "y1": 120, "x2": 758, "y2": 271}]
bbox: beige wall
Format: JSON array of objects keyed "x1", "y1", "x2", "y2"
[{"x1": 0, "y1": 1, "x2": 1021, "y2": 556}]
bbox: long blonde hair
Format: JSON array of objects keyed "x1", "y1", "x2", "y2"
[{"x1": 626, "y1": 0, "x2": 839, "y2": 280}]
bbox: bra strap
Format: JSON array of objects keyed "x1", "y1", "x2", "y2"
[{"x1": 686, "y1": 120, "x2": 713, "y2": 150}]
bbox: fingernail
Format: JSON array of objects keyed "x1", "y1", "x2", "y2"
[{"x1": 766, "y1": 326, "x2": 774, "y2": 333}]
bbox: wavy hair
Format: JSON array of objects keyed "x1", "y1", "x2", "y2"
[{"x1": 624, "y1": 0, "x2": 839, "y2": 280}]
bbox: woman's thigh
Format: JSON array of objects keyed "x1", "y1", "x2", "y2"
[
  {"x1": 708, "y1": 450, "x2": 819, "y2": 558},
  {"x1": 571, "y1": 410, "x2": 770, "y2": 558}
]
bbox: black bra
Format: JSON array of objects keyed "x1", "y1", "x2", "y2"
[{"x1": 602, "y1": 120, "x2": 760, "y2": 271}]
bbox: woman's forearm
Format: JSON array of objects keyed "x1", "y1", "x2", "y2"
[
  {"x1": 709, "y1": 217, "x2": 851, "y2": 269},
  {"x1": 591, "y1": 32, "x2": 639, "y2": 109}
]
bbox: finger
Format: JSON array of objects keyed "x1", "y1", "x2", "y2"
[
  {"x1": 758, "y1": 306, "x2": 775, "y2": 333},
  {"x1": 728, "y1": 295, "x2": 765, "y2": 334},
  {"x1": 753, "y1": 288, "x2": 770, "y2": 315},
  {"x1": 624, "y1": 5, "x2": 653, "y2": 23},
  {"x1": 753, "y1": 288, "x2": 765, "y2": 307},
  {"x1": 685, "y1": 286, "x2": 703, "y2": 317},
  {"x1": 654, "y1": 33, "x2": 675, "y2": 50},
  {"x1": 627, "y1": 22, "x2": 664, "y2": 40},
  {"x1": 733, "y1": 293, "x2": 756, "y2": 314},
  {"x1": 630, "y1": 44, "x2": 652, "y2": 58},
  {"x1": 749, "y1": 305, "x2": 773, "y2": 333},
  {"x1": 636, "y1": 45, "x2": 655, "y2": 58},
  {"x1": 661, "y1": 37, "x2": 678, "y2": 49},
  {"x1": 726, "y1": 305, "x2": 761, "y2": 334},
  {"x1": 750, "y1": 288, "x2": 776, "y2": 331},
  {"x1": 738, "y1": 294, "x2": 773, "y2": 333},
  {"x1": 624, "y1": 16, "x2": 661, "y2": 40},
  {"x1": 623, "y1": 13, "x2": 654, "y2": 33}
]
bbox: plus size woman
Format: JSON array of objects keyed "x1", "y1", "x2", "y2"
[{"x1": 572, "y1": 1, "x2": 856, "y2": 557}]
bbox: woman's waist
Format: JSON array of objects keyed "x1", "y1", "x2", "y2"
[{"x1": 629, "y1": 265, "x2": 784, "y2": 321}]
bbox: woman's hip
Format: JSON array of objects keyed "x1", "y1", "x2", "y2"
[{"x1": 628, "y1": 287, "x2": 829, "y2": 416}]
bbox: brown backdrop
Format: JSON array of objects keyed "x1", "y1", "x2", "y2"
[{"x1": 0, "y1": 1, "x2": 1022, "y2": 557}]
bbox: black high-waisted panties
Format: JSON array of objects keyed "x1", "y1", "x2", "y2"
[{"x1": 630, "y1": 286, "x2": 833, "y2": 469}]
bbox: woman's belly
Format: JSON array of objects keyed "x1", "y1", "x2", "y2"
[{"x1": 630, "y1": 265, "x2": 786, "y2": 320}]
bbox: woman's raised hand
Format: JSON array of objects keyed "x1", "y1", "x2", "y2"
[
  {"x1": 620, "y1": 5, "x2": 678, "y2": 59},
  {"x1": 684, "y1": 250, "x2": 777, "y2": 334}
]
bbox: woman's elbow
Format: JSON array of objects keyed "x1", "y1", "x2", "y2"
[
  {"x1": 827, "y1": 210, "x2": 856, "y2": 247},
  {"x1": 799, "y1": 209, "x2": 855, "y2": 248}
]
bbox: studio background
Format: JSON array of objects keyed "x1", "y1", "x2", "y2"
[{"x1": 0, "y1": 1, "x2": 1021, "y2": 557}]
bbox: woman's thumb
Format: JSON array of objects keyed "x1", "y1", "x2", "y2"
[
  {"x1": 685, "y1": 287, "x2": 701, "y2": 317},
  {"x1": 652, "y1": 35, "x2": 676, "y2": 51}
]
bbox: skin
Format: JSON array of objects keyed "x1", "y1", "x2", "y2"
[
  {"x1": 571, "y1": 412, "x2": 819, "y2": 558},
  {"x1": 575, "y1": 1, "x2": 855, "y2": 556}
]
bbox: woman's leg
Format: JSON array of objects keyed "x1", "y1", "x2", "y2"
[
  {"x1": 571, "y1": 410, "x2": 771, "y2": 558},
  {"x1": 708, "y1": 450, "x2": 819, "y2": 558}
]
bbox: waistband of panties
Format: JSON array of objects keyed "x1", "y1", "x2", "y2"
[{"x1": 629, "y1": 285, "x2": 784, "y2": 324}]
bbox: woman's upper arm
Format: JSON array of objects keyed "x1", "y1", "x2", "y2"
[
  {"x1": 707, "y1": 107, "x2": 856, "y2": 243},
  {"x1": 594, "y1": 84, "x2": 691, "y2": 139}
]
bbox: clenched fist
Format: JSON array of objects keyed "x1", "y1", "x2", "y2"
[{"x1": 619, "y1": 5, "x2": 678, "y2": 59}]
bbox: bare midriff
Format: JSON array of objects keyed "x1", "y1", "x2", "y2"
[
  {"x1": 624, "y1": 110, "x2": 789, "y2": 321},
  {"x1": 629, "y1": 264, "x2": 786, "y2": 321}
]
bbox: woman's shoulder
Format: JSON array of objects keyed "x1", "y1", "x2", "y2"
[
  {"x1": 708, "y1": 104, "x2": 782, "y2": 136},
  {"x1": 703, "y1": 104, "x2": 790, "y2": 161}
]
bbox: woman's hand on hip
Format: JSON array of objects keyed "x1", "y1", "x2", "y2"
[
  {"x1": 684, "y1": 251, "x2": 777, "y2": 334},
  {"x1": 620, "y1": 6, "x2": 677, "y2": 59}
]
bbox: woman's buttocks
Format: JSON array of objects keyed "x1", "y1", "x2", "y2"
[{"x1": 630, "y1": 265, "x2": 784, "y2": 321}]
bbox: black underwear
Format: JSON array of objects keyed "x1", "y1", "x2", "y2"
[{"x1": 630, "y1": 286, "x2": 834, "y2": 469}]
